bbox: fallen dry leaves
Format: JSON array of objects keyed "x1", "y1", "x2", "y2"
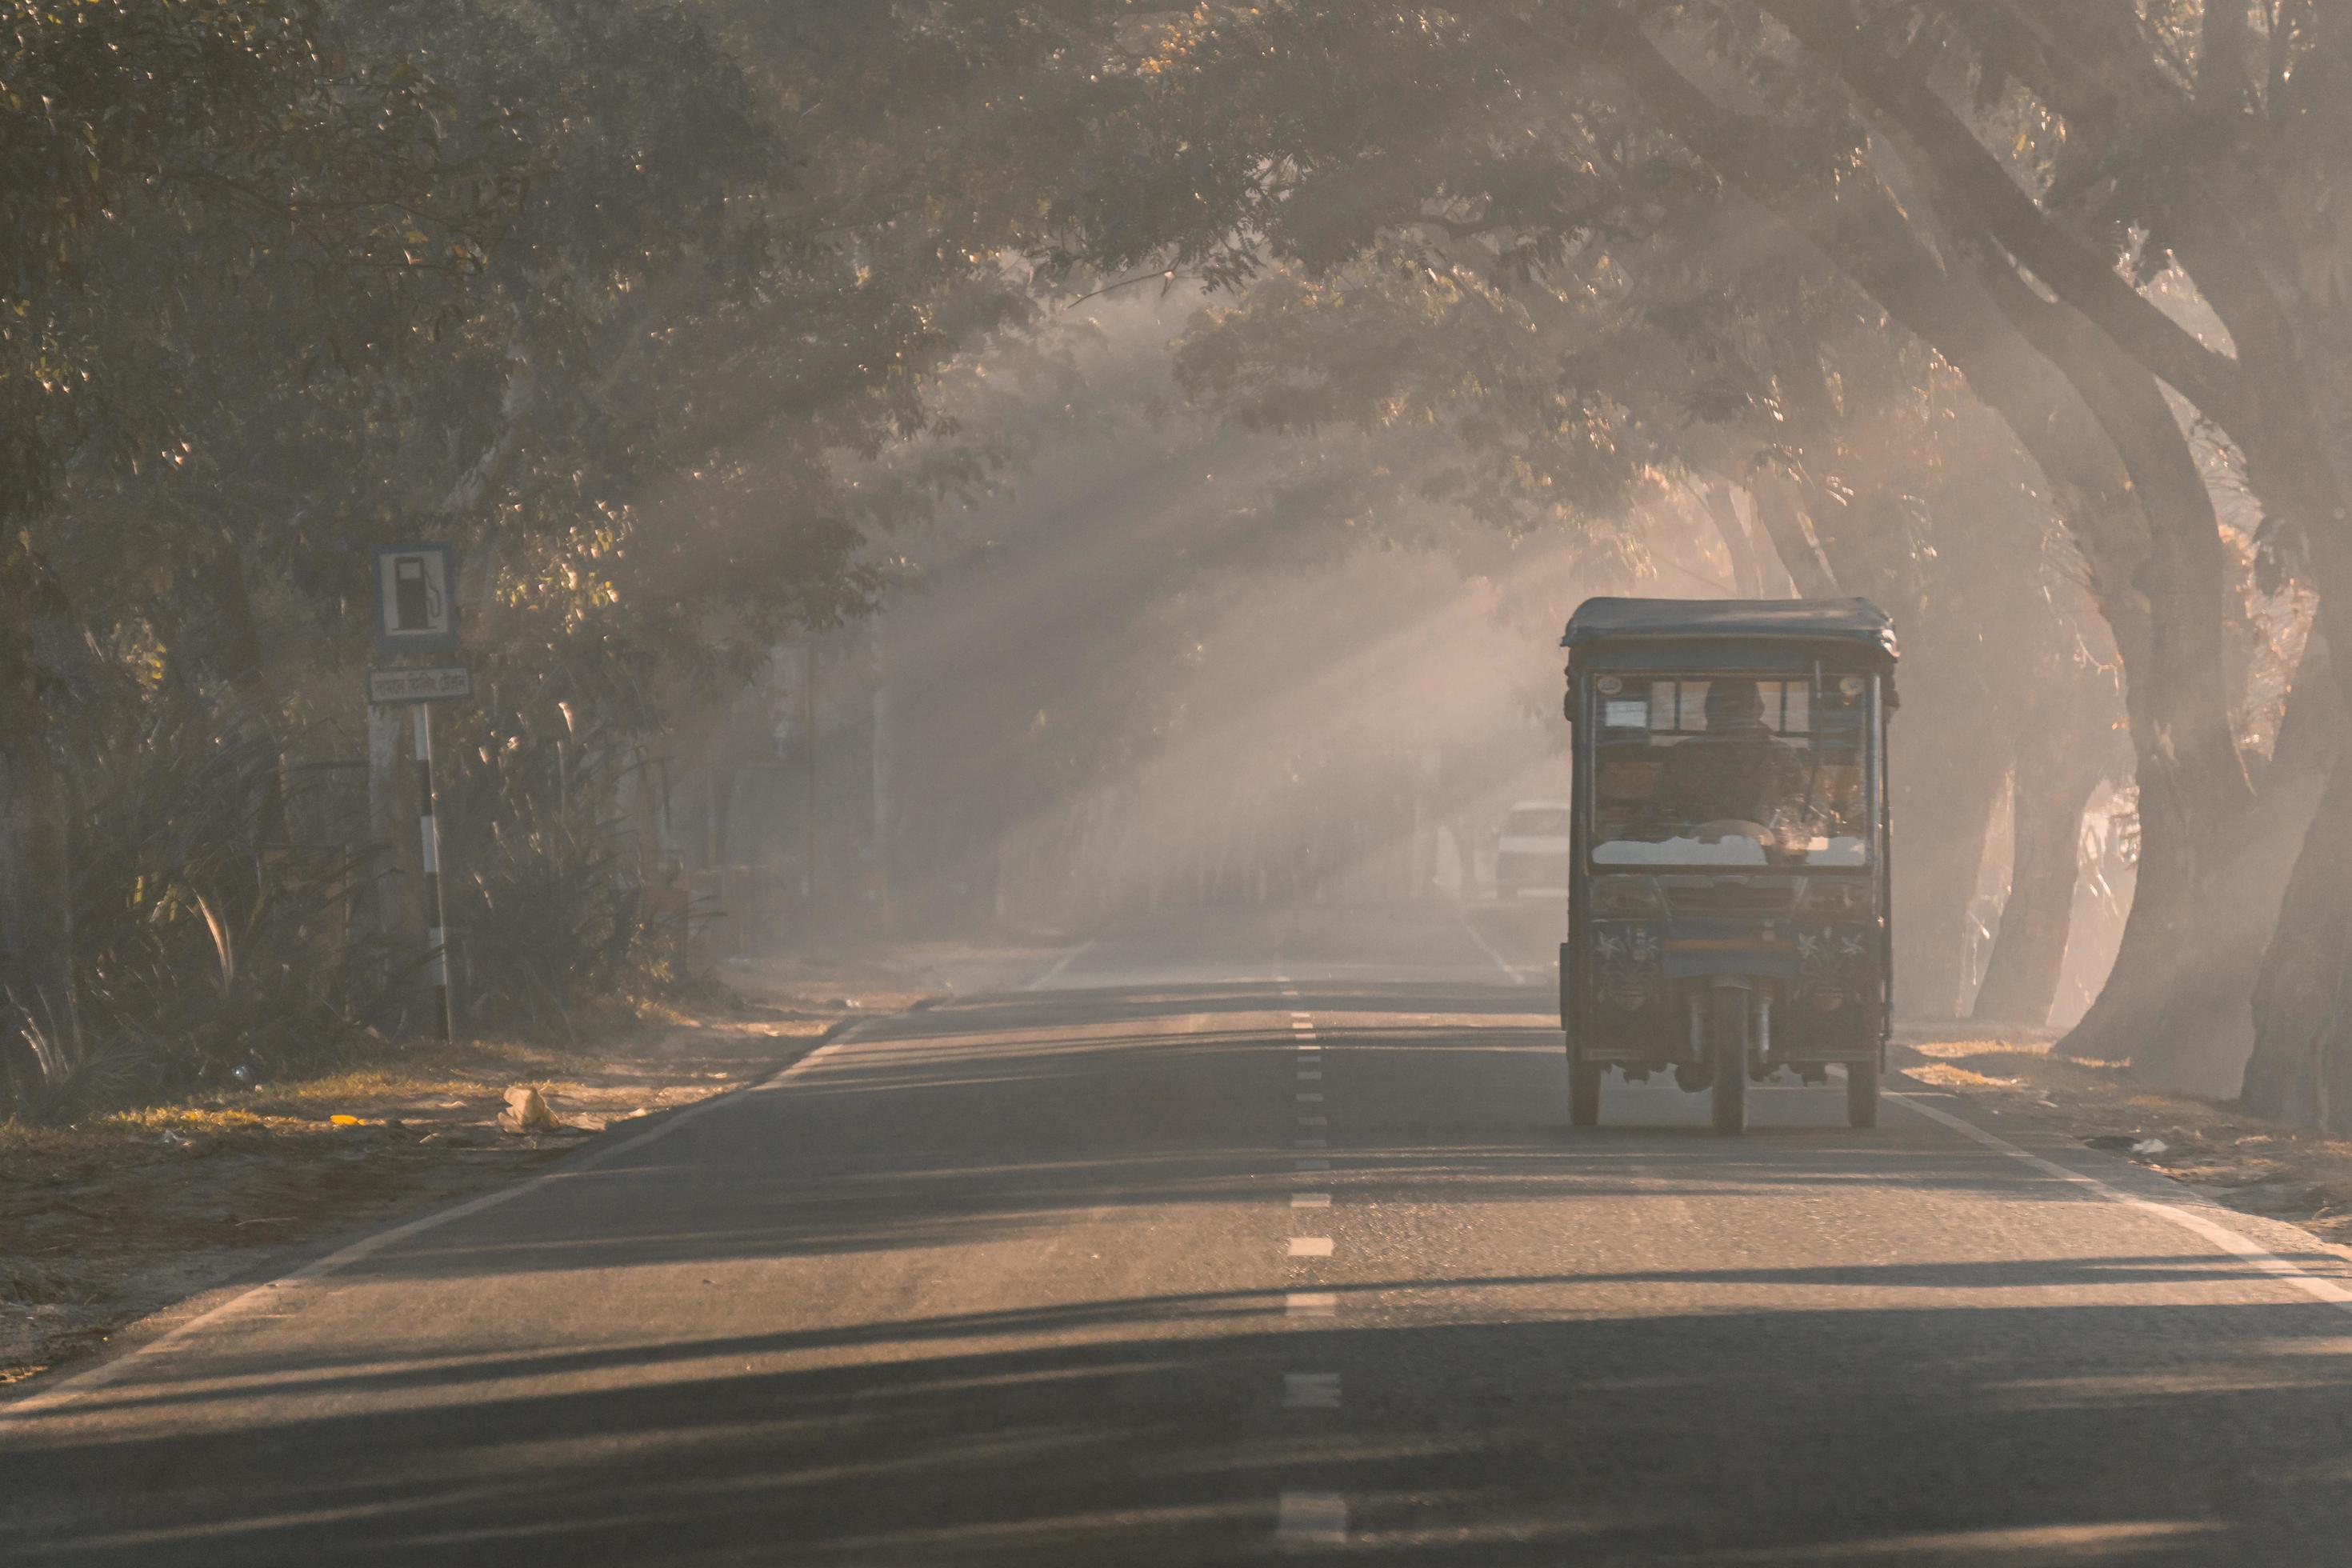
[{"x1": 1895, "y1": 1026, "x2": 2352, "y2": 1251}]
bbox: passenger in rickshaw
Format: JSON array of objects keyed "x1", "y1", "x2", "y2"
[{"x1": 1644, "y1": 678, "x2": 1810, "y2": 839}]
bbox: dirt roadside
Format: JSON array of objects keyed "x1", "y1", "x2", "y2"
[
  {"x1": 1, "y1": 938, "x2": 1058, "y2": 1389},
  {"x1": 1894, "y1": 1026, "x2": 2352, "y2": 1252}
]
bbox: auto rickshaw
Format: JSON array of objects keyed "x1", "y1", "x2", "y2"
[{"x1": 1558, "y1": 598, "x2": 1896, "y2": 1134}]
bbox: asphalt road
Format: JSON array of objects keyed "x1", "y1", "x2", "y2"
[{"x1": 11, "y1": 904, "x2": 2352, "y2": 1565}]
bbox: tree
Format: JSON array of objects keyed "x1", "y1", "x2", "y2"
[
  {"x1": 1763, "y1": 1, "x2": 2352, "y2": 1101},
  {"x1": 923, "y1": 0, "x2": 2326, "y2": 1088},
  {"x1": 904, "y1": 0, "x2": 2135, "y2": 1019},
  {"x1": 0, "y1": 0, "x2": 1060, "y2": 1105}
]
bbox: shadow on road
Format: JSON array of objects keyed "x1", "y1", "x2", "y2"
[
  {"x1": 7, "y1": 1292, "x2": 2343, "y2": 1563},
  {"x1": 9, "y1": 972, "x2": 2346, "y2": 1565}
]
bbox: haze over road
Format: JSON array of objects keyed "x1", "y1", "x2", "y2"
[{"x1": 10, "y1": 907, "x2": 2352, "y2": 1565}]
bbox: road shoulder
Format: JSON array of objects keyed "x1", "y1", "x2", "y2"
[
  {"x1": 1894, "y1": 1027, "x2": 2352, "y2": 1278},
  {"x1": 0, "y1": 946, "x2": 990, "y2": 1394}
]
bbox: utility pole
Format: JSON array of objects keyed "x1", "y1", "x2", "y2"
[
  {"x1": 871, "y1": 618, "x2": 892, "y2": 926},
  {"x1": 803, "y1": 640, "x2": 818, "y2": 940}
]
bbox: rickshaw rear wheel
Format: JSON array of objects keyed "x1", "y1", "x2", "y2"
[
  {"x1": 1846, "y1": 1054, "x2": 1880, "y2": 1129},
  {"x1": 1709, "y1": 989, "x2": 1748, "y2": 1136},
  {"x1": 1570, "y1": 1056, "x2": 1602, "y2": 1126}
]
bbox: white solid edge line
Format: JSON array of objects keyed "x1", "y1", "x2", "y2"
[
  {"x1": 0, "y1": 1021, "x2": 878, "y2": 1427},
  {"x1": 1025, "y1": 940, "x2": 1094, "y2": 990},
  {"x1": 1890, "y1": 1090, "x2": 2352, "y2": 1310},
  {"x1": 1461, "y1": 918, "x2": 1530, "y2": 986}
]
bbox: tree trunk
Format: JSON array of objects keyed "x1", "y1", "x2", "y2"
[
  {"x1": 1746, "y1": 477, "x2": 1840, "y2": 598},
  {"x1": 1972, "y1": 738, "x2": 2101, "y2": 1026},
  {"x1": 2238, "y1": 624, "x2": 2352, "y2": 1119},
  {"x1": 2242, "y1": 751, "x2": 2352, "y2": 1128},
  {"x1": 2082, "y1": 635, "x2": 2338, "y2": 1093},
  {"x1": 2054, "y1": 419, "x2": 2261, "y2": 1077},
  {"x1": 2034, "y1": 311, "x2": 2251, "y2": 1075},
  {"x1": 0, "y1": 531, "x2": 77, "y2": 1106},
  {"x1": 0, "y1": 743, "x2": 74, "y2": 1100},
  {"x1": 1698, "y1": 482, "x2": 1766, "y2": 598},
  {"x1": 1894, "y1": 734, "x2": 2010, "y2": 1019}
]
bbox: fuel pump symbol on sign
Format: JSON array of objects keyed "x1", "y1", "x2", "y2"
[{"x1": 373, "y1": 545, "x2": 458, "y2": 654}]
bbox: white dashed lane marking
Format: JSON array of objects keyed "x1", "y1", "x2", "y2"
[
  {"x1": 1270, "y1": 1006, "x2": 1345, "y2": 1542},
  {"x1": 1284, "y1": 1372, "x2": 1342, "y2": 1410},
  {"x1": 1273, "y1": 1004, "x2": 1342, "y2": 1550},
  {"x1": 1278, "y1": 1492, "x2": 1348, "y2": 1546},
  {"x1": 1296, "y1": 1138, "x2": 1326, "y2": 1148}
]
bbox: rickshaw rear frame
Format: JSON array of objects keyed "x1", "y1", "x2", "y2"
[{"x1": 1557, "y1": 598, "x2": 1898, "y2": 1134}]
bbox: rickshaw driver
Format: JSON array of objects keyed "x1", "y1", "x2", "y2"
[{"x1": 1645, "y1": 678, "x2": 1812, "y2": 840}]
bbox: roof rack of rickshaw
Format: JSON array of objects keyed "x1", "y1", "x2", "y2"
[{"x1": 1558, "y1": 597, "x2": 1899, "y2": 661}]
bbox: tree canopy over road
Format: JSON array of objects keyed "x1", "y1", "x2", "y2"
[{"x1": 6, "y1": 2, "x2": 2352, "y2": 1131}]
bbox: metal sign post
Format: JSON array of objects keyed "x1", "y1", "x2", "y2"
[
  {"x1": 373, "y1": 543, "x2": 465, "y2": 1042},
  {"x1": 414, "y1": 704, "x2": 454, "y2": 1042}
]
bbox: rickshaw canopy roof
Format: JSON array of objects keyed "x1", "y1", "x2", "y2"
[{"x1": 1560, "y1": 597, "x2": 1898, "y2": 662}]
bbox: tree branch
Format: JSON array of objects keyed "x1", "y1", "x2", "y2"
[{"x1": 1762, "y1": 1, "x2": 2250, "y2": 430}]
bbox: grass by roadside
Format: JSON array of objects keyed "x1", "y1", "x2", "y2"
[
  {"x1": 1894, "y1": 1025, "x2": 2352, "y2": 1250},
  {"x1": 0, "y1": 941, "x2": 1023, "y2": 1390}
]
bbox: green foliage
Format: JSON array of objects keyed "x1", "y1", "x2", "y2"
[
  {"x1": 43, "y1": 686, "x2": 382, "y2": 1114},
  {"x1": 2, "y1": 0, "x2": 505, "y2": 530},
  {"x1": 0, "y1": 1, "x2": 1057, "y2": 1114},
  {"x1": 438, "y1": 702, "x2": 650, "y2": 1031}
]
